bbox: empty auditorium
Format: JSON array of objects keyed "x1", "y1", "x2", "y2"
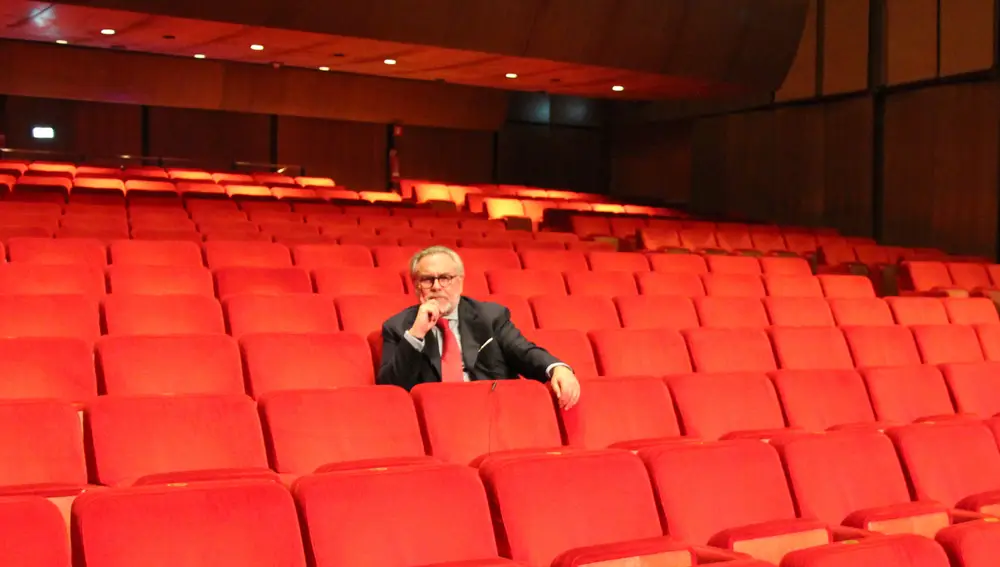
[{"x1": 0, "y1": 0, "x2": 999, "y2": 566}]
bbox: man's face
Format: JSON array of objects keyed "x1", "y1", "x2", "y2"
[{"x1": 412, "y1": 253, "x2": 464, "y2": 314}]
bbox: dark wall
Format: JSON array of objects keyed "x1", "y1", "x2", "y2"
[
  {"x1": 146, "y1": 107, "x2": 272, "y2": 168},
  {"x1": 2, "y1": 96, "x2": 142, "y2": 158},
  {"x1": 396, "y1": 126, "x2": 495, "y2": 186},
  {"x1": 883, "y1": 81, "x2": 999, "y2": 258},
  {"x1": 609, "y1": 120, "x2": 692, "y2": 204},
  {"x1": 276, "y1": 117, "x2": 387, "y2": 188},
  {"x1": 494, "y1": 92, "x2": 609, "y2": 193},
  {"x1": 688, "y1": 96, "x2": 873, "y2": 236}
]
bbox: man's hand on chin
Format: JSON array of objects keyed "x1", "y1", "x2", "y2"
[{"x1": 550, "y1": 366, "x2": 581, "y2": 410}]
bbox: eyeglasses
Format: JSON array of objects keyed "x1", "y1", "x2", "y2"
[{"x1": 414, "y1": 274, "x2": 460, "y2": 290}]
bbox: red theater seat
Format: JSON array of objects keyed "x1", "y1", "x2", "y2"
[
  {"x1": 587, "y1": 251, "x2": 650, "y2": 272},
  {"x1": 522, "y1": 329, "x2": 599, "y2": 378},
  {"x1": 861, "y1": 366, "x2": 959, "y2": 424},
  {"x1": 887, "y1": 297, "x2": 950, "y2": 325},
  {"x1": 241, "y1": 333, "x2": 375, "y2": 395},
  {"x1": 781, "y1": 533, "x2": 949, "y2": 567},
  {"x1": 828, "y1": 298, "x2": 895, "y2": 326},
  {"x1": 648, "y1": 254, "x2": 708, "y2": 274},
  {"x1": 486, "y1": 269, "x2": 566, "y2": 298},
  {"x1": 588, "y1": 328, "x2": 692, "y2": 376},
  {"x1": 764, "y1": 275, "x2": 824, "y2": 298},
  {"x1": 291, "y1": 244, "x2": 373, "y2": 269},
  {"x1": 109, "y1": 239, "x2": 204, "y2": 266},
  {"x1": 260, "y1": 387, "x2": 429, "y2": 473},
  {"x1": 0, "y1": 496, "x2": 71, "y2": 567},
  {"x1": 73, "y1": 480, "x2": 306, "y2": 567},
  {"x1": 0, "y1": 337, "x2": 95, "y2": 401},
  {"x1": 214, "y1": 266, "x2": 313, "y2": 298},
  {"x1": 104, "y1": 294, "x2": 225, "y2": 335},
  {"x1": 0, "y1": 263, "x2": 105, "y2": 296},
  {"x1": 706, "y1": 255, "x2": 761, "y2": 274},
  {"x1": 313, "y1": 266, "x2": 406, "y2": 295},
  {"x1": 0, "y1": 399, "x2": 90, "y2": 497},
  {"x1": 941, "y1": 361, "x2": 1000, "y2": 417},
  {"x1": 636, "y1": 272, "x2": 706, "y2": 296},
  {"x1": 701, "y1": 274, "x2": 766, "y2": 297},
  {"x1": 667, "y1": 373, "x2": 788, "y2": 440},
  {"x1": 759, "y1": 256, "x2": 811, "y2": 276},
  {"x1": 694, "y1": 297, "x2": 769, "y2": 328},
  {"x1": 769, "y1": 327, "x2": 854, "y2": 370},
  {"x1": 295, "y1": 463, "x2": 516, "y2": 567},
  {"x1": 479, "y1": 450, "x2": 690, "y2": 567},
  {"x1": 763, "y1": 297, "x2": 835, "y2": 327},
  {"x1": 336, "y1": 294, "x2": 415, "y2": 336},
  {"x1": 530, "y1": 295, "x2": 621, "y2": 331},
  {"x1": 560, "y1": 377, "x2": 681, "y2": 449},
  {"x1": 107, "y1": 265, "x2": 215, "y2": 295},
  {"x1": 770, "y1": 370, "x2": 878, "y2": 431},
  {"x1": 7, "y1": 237, "x2": 106, "y2": 265},
  {"x1": 411, "y1": 380, "x2": 562, "y2": 465},
  {"x1": 203, "y1": 241, "x2": 292, "y2": 268},
  {"x1": 817, "y1": 274, "x2": 877, "y2": 298},
  {"x1": 563, "y1": 270, "x2": 638, "y2": 296},
  {"x1": 87, "y1": 394, "x2": 273, "y2": 486},
  {"x1": 912, "y1": 325, "x2": 986, "y2": 364},
  {"x1": 0, "y1": 295, "x2": 100, "y2": 342},
  {"x1": 97, "y1": 335, "x2": 243, "y2": 396},
  {"x1": 225, "y1": 294, "x2": 339, "y2": 337},
  {"x1": 614, "y1": 295, "x2": 700, "y2": 330},
  {"x1": 519, "y1": 249, "x2": 588, "y2": 271},
  {"x1": 944, "y1": 298, "x2": 1000, "y2": 325},
  {"x1": 842, "y1": 326, "x2": 922, "y2": 367},
  {"x1": 639, "y1": 440, "x2": 830, "y2": 564}
]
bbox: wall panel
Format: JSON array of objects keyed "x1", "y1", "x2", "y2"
[
  {"x1": 822, "y1": 96, "x2": 873, "y2": 237},
  {"x1": 610, "y1": 121, "x2": 692, "y2": 203},
  {"x1": 147, "y1": 107, "x2": 271, "y2": 168},
  {"x1": 884, "y1": 0, "x2": 939, "y2": 85},
  {"x1": 497, "y1": 123, "x2": 605, "y2": 193},
  {"x1": 822, "y1": 0, "x2": 870, "y2": 94},
  {"x1": 940, "y1": 0, "x2": 995, "y2": 76},
  {"x1": 3, "y1": 96, "x2": 142, "y2": 158},
  {"x1": 689, "y1": 95, "x2": 872, "y2": 235},
  {"x1": 883, "y1": 82, "x2": 998, "y2": 257},
  {"x1": 775, "y1": 0, "x2": 818, "y2": 101},
  {"x1": 397, "y1": 126, "x2": 494, "y2": 185},
  {"x1": 276, "y1": 116, "x2": 387, "y2": 188}
]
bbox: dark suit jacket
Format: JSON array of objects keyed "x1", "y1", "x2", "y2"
[{"x1": 377, "y1": 296, "x2": 561, "y2": 391}]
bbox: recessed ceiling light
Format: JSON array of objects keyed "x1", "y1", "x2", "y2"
[
  {"x1": 193, "y1": 54, "x2": 205, "y2": 59},
  {"x1": 250, "y1": 44, "x2": 264, "y2": 51},
  {"x1": 505, "y1": 73, "x2": 518, "y2": 79},
  {"x1": 55, "y1": 40, "x2": 68, "y2": 45},
  {"x1": 318, "y1": 66, "x2": 330, "y2": 71},
  {"x1": 100, "y1": 29, "x2": 116, "y2": 35},
  {"x1": 383, "y1": 58, "x2": 396, "y2": 65},
  {"x1": 612, "y1": 85, "x2": 625, "y2": 92}
]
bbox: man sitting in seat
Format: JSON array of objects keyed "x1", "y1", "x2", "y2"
[{"x1": 378, "y1": 245, "x2": 580, "y2": 409}]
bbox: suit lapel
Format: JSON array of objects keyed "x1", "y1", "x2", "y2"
[{"x1": 458, "y1": 298, "x2": 490, "y2": 376}]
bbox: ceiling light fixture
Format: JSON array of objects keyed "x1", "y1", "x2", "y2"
[
  {"x1": 56, "y1": 39, "x2": 68, "y2": 45},
  {"x1": 100, "y1": 29, "x2": 116, "y2": 35},
  {"x1": 194, "y1": 54, "x2": 205, "y2": 59},
  {"x1": 505, "y1": 73, "x2": 518, "y2": 79},
  {"x1": 383, "y1": 58, "x2": 397, "y2": 65},
  {"x1": 612, "y1": 85, "x2": 625, "y2": 92},
  {"x1": 250, "y1": 44, "x2": 264, "y2": 51},
  {"x1": 318, "y1": 66, "x2": 330, "y2": 71}
]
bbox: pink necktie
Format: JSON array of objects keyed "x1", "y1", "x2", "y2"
[{"x1": 437, "y1": 319, "x2": 463, "y2": 382}]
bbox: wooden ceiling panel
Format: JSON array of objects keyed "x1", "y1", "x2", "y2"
[
  {"x1": 45, "y1": 0, "x2": 808, "y2": 94},
  {"x1": 0, "y1": 0, "x2": 735, "y2": 100}
]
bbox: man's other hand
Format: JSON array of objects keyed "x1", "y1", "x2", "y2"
[{"x1": 550, "y1": 365, "x2": 581, "y2": 410}]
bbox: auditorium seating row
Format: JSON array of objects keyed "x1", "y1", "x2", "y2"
[
  {"x1": 9, "y1": 316, "x2": 1000, "y2": 400},
  {"x1": 902, "y1": 260, "x2": 1000, "y2": 295},
  {"x1": 5, "y1": 458, "x2": 952, "y2": 567},
  {"x1": 0, "y1": 240, "x2": 818, "y2": 270},
  {"x1": 5, "y1": 381, "x2": 1000, "y2": 565},
  {"x1": 5, "y1": 286, "x2": 1000, "y2": 341}
]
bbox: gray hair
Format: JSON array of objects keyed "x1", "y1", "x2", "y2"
[{"x1": 409, "y1": 245, "x2": 465, "y2": 277}]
